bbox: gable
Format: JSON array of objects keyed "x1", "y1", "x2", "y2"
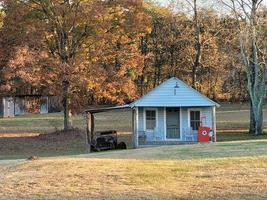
[{"x1": 131, "y1": 77, "x2": 219, "y2": 107}]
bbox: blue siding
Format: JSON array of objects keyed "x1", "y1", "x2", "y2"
[
  {"x1": 138, "y1": 107, "x2": 144, "y2": 132},
  {"x1": 138, "y1": 106, "x2": 213, "y2": 142}
]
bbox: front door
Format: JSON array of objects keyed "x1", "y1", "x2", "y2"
[{"x1": 166, "y1": 108, "x2": 180, "y2": 139}]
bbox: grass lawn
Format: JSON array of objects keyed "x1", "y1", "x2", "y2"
[
  {"x1": 0, "y1": 102, "x2": 266, "y2": 133},
  {"x1": 0, "y1": 103, "x2": 267, "y2": 160},
  {"x1": 1, "y1": 140, "x2": 267, "y2": 199},
  {"x1": 0, "y1": 103, "x2": 267, "y2": 199}
]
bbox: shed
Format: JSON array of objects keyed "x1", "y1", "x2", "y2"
[
  {"x1": 131, "y1": 77, "x2": 219, "y2": 147},
  {"x1": 0, "y1": 96, "x2": 15, "y2": 117},
  {"x1": 0, "y1": 95, "x2": 56, "y2": 117},
  {"x1": 85, "y1": 77, "x2": 219, "y2": 150}
]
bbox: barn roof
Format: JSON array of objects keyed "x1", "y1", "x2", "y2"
[{"x1": 131, "y1": 77, "x2": 219, "y2": 108}]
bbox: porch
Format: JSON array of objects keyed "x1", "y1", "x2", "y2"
[
  {"x1": 84, "y1": 105, "x2": 216, "y2": 151},
  {"x1": 133, "y1": 106, "x2": 216, "y2": 146}
]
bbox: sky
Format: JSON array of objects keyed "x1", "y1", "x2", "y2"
[
  {"x1": 154, "y1": 0, "x2": 220, "y2": 9},
  {"x1": 157, "y1": 0, "x2": 168, "y2": 5},
  {"x1": 154, "y1": 0, "x2": 267, "y2": 14},
  {"x1": 156, "y1": 0, "x2": 267, "y2": 7}
]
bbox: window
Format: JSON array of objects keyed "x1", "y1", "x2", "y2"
[
  {"x1": 146, "y1": 110, "x2": 156, "y2": 130},
  {"x1": 190, "y1": 110, "x2": 201, "y2": 131}
]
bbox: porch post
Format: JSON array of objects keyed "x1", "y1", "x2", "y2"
[
  {"x1": 212, "y1": 106, "x2": 217, "y2": 142},
  {"x1": 85, "y1": 112, "x2": 92, "y2": 152},
  {"x1": 132, "y1": 109, "x2": 135, "y2": 147},
  {"x1": 133, "y1": 107, "x2": 139, "y2": 148},
  {"x1": 91, "y1": 114, "x2": 95, "y2": 141}
]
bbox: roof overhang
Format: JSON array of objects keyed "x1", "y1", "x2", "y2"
[
  {"x1": 85, "y1": 104, "x2": 131, "y2": 114},
  {"x1": 131, "y1": 104, "x2": 219, "y2": 108}
]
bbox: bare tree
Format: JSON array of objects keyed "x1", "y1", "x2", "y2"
[
  {"x1": 183, "y1": 0, "x2": 202, "y2": 89},
  {"x1": 221, "y1": 0, "x2": 267, "y2": 134},
  {"x1": 175, "y1": 0, "x2": 223, "y2": 90}
]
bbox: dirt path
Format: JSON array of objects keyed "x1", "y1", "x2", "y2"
[{"x1": 0, "y1": 159, "x2": 25, "y2": 167}]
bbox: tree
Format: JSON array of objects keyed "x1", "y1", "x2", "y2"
[
  {"x1": 137, "y1": 4, "x2": 192, "y2": 92},
  {"x1": 1, "y1": 0, "x2": 150, "y2": 129},
  {"x1": 187, "y1": 0, "x2": 201, "y2": 89},
  {"x1": 0, "y1": 7, "x2": 5, "y2": 92},
  {"x1": 221, "y1": 0, "x2": 267, "y2": 134},
  {"x1": 21, "y1": 0, "x2": 106, "y2": 130},
  {"x1": 84, "y1": 0, "x2": 151, "y2": 104}
]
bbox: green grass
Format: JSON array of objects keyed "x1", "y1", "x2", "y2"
[
  {"x1": 0, "y1": 102, "x2": 267, "y2": 160},
  {"x1": 0, "y1": 109, "x2": 132, "y2": 132},
  {"x1": 0, "y1": 103, "x2": 266, "y2": 133},
  {"x1": 81, "y1": 139, "x2": 267, "y2": 160},
  {"x1": 217, "y1": 131, "x2": 267, "y2": 141}
]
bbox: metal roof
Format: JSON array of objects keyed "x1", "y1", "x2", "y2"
[{"x1": 85, "y1": 104, "x2": 131, "y2": 114}]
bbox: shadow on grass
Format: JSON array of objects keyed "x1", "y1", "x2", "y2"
[
  {"x1": 0, "y1": 129, "x2": 87, "y2": 160},
  {"x1": 217, "y1": 132, "x2": 267, "y2": 141}
]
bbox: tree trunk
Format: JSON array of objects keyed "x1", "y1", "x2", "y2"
[
  {"x1": 248, "y1": 88, "x2": 264, "y2": 135},
  {"x1": 192, "y1": 0, "x2": 202, "y2": 89},
  {"x1": 251, "y1": 100, "x2": 263, "y2": 135},
  {"x1": 62, "y1": 80, "x2": 73, "y2": 131},
  {"x1": 249, "y1": 100, "x2": 256, "y2": 134}
]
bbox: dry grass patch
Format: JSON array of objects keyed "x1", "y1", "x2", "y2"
[
  {"x1": 0, "y1": 157, "x2": 267, "y2": 200},
  {"x1": 0, "y1": 133, "x2": 41, "y2": 138}
]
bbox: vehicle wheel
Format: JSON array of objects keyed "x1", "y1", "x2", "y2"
[{"x1": 116, "y1": 142, "x2": 127, "y2": 149}]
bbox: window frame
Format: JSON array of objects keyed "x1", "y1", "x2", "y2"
[
  {"x1": 188, "y1": 109, "x2": 202, "y2": 131},
  {"x1": 144, "y1": 108, "x2": 158, "y2": 131}
]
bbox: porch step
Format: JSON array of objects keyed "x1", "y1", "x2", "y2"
[{"x1": 139, "y1": 141, "x2": 197, "y2": 145}]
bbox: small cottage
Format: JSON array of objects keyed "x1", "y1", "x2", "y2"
[
  {"x1": 85, "y1": 77, "x2": 219, "y2": 148},
  {"x1": 130, "y1": 77, "x2": 219, "y2": 146}
]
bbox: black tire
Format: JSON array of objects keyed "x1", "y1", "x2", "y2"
[{"x1": 116, "y1": 142, "x2": 127, "y2": 149}]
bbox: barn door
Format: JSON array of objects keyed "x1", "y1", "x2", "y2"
[{"x1": 166, "y1": 108, "x2": 180, "y2": 139}]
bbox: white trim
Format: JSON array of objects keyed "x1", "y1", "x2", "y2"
[
  {"x1": 212, "y1": 106, "x2": 217, "y2": 142},
  {"x1": 164, "y1": 107, "x2": 166, "y2": 140},
  {"x1": 165, "y1": 107, "x2": 182, "y2": 141},
  {"x1": 136, "y1": 107, "x2": 139, "y2": 148},
  {"x1": 180, "y1": 108, "x2": 182, "y2": 140},
  {"x1": 188, "y1": 108, "x2": 202, "y2": 131},
  {"x1": 143, "y1": 108, "x2": 158, "y2": 132}
]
